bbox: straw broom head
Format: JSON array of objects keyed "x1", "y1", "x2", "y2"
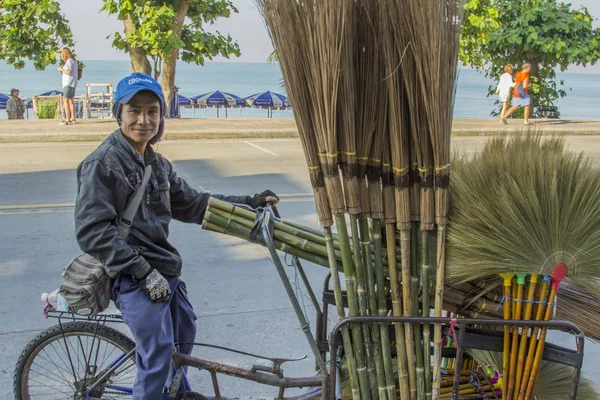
[{"x1": 446, "y1": 134, "x2": 600, "y2": 290}]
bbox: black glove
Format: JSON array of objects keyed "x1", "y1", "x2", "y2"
[
  {"x1": 140, "y1": 269, "x2": 171, "y2": 302},
  {"x1": 248, "y1": 190, "x2": 279, "y2": 209}
]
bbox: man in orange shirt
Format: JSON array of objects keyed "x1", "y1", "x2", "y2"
[{"x1": 501, "y1": 63, "x2": 532, "y2": 125}]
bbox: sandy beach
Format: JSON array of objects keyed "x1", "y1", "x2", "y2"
[{"x1": 0, "y1": 117, "x2": 599, "y2": 143}]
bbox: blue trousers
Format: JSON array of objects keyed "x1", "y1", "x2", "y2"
[{"x1": 112, "y1": 275, "x2": 197, "y2": 400}]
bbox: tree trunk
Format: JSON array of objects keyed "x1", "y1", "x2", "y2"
[
  {"x1": 123, "y1": 14, "x2": 151, "y2": 75},
  {"x1": 161, "y1": 0, "x2": 190, "y2": 116}
]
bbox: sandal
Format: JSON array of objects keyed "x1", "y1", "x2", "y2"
[
  {"x1": 59, "y1": 119, "x2": 68, "y2": 125},
  {"x1": 69, "y1": 119, "x2": 76, "y2": 125}
]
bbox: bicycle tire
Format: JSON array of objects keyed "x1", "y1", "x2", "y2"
[{"x1": 14, "y1": 321, "x2": 136, "y2": 400}]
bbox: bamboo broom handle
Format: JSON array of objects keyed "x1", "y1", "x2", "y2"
[
  {"x1": 432, "y1": 227, "x2": 447, "y2": 400},
  {"x1": 372, "y1": 219, "x2": 397, "y2": 400},
  {"x1": 386, "y1": 223, "x2": 411, "y2": 400},
  {"x1": 523, "y1": 264, "x2": 568, "y2": 400},
  {"x1": 506, "y1": 272, "x2": 527, "y2": 400},
  {"x1": 513, "y1": 274, "x2": 538, "y2": 398},
  {"x1": 335, "y1": 214, "x2": 373, "y2": 400},
  {"x1": 358, "y1": 218, "x2": 388, "y2": 399},
  {"x1": 517, "y1": 276, "x2": 550, "y2": 400},
  {"x1": 324, "y1": 227, "x2": 360, "y2": 400},
  {"x1": 422, "y1": 230, "x2": 433, "y2": 399},
  {"x1": 411, "y1": 224, "x2": 425, "y2": 400},
  {"x1": 497, "y1": 270, "x2": 512, "y2": 400},
  {"x1": 400, "y1": 229, "x2": 417, "y2": 400},
  {"x1": 349, "y1": 215, "x2": 378, "y2": 399}
]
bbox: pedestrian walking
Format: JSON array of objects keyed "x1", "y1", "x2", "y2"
[
  {"x1": 58, "y1": 47, "x2": 78, "y2": 125},
  {"x1": 502, "y1": 63, "x2": 532, "y2": 125},
  {"x1": 6, "y1": 88, "x2": 25, "y2": 119},
  {"x1": 495, "y1": 64, "x2": 515, "y2": 121},
  {"x1": 74, "y1": 72, "x2": 279, "y2": 399}
]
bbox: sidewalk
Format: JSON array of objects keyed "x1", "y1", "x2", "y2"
[{"x1": 0, "y1": 117, "x2": 598, "y2": 143}]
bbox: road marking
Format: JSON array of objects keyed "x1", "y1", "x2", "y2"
[
  {"x1": 0, "y1": 196, "x2": 316, "y2": 216},
  {"x1": 0, "y1": 209, "x2": 73, "y2": 216},
  {"x1": 0, "y1": 202, "x2": 74, "y2": 210},
  {"x1": 243, "y1": 141, "x2": 279, "y2": 156}
]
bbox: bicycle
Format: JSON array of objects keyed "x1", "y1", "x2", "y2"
[{"x1": 13, "y1": 204, "x2": 586, "y2": 399}]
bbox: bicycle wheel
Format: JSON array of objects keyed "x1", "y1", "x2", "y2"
[{"x1": 14, "y1": 321, "x2": 137, "y2": 400}]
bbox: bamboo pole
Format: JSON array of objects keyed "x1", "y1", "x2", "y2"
[
  {"x1": 373, "y1": 219, "x2": 397, "y2": 400},
  {"x1": 387, "y1": 222, "x2": 411, "y2": 399},
  {"x1": 335, "y1": 214, "x2": 373, "y2": 400},
  {"x1": 324, "y1": 226, "x2": 360, "y2": 400},
  {"x1": 422, "y1": 230, "x2": 433, "y2": 400},
  {"x1": 411, "y1": 224, "x2": 425, "y2": 400},
  {"x1": 358, "y1": 218, "x2": 387, "y2": 399}
]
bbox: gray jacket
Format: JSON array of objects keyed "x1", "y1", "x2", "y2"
[{"x1": 75, "y1": 129, "x2": 251, "y2": 279}]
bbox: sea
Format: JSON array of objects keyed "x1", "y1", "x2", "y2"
[{"x1": 0, "y1": 60, "x2": 598, "y2": 120}]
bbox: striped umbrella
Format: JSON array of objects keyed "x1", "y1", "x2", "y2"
[
  {"x1": 191, "y1": 90, "x2": 245, "y2": 118},
  {"x1": 245, "y1": 91, "x2": 290, "y2": 118},
  {"x1": 245, "y1": 91, "x2": 290, "y2": 109}
]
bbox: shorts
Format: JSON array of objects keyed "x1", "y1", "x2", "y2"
[
  {"x1": 63, "y1": 86, "x2": 75, "y2": 99},
  {"x1": 499, "y1": 93, "x2": 509, "y2": 103},
  {"x1": 513, "y1": 96, "x2": 530, "y2": 107}
]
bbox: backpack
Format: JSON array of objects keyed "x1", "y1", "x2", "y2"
[{"x1": 59, "y1": 165, "x2": 152, "y2": 316}]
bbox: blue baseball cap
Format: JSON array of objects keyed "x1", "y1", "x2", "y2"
[{"x1": 113, "y1": 72, "x2": 166, "y2": 144}]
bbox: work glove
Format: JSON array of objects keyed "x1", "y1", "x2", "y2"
[
  {"x1": 140, "y1": 269, "x2": 171, "y2": 302},
  {"x1": 248, "y1": 190, "x2": 279, "y2": 209}
]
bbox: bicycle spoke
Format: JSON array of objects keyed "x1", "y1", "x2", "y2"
[
  {"x1": 20, "y1": 324, "x2": 137, "y2": 400},
  {"x1": 34, "y1": 351, "x2": 75, "y2": 387}
]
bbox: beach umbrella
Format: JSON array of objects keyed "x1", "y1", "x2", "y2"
[
  {"x1": 0, "y1": 93, "x2": 9, "y2": 110},
  {"x1": 191, "y1": 90, "x2": 245, "y2": 118},
  {"x1": 178, "y1": 94, "x2": 193, "y2": 107},
  {"x1": 245, "y1": 91, "x2": 290, "y2": 118}
]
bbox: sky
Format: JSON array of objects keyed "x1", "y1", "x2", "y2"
[{"x1": 61, "y1": 0, "x2": 600, "y2": 72}]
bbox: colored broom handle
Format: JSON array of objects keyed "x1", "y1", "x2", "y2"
[
  {"x1": 524, "y1": 264, "x2": 568, "y2": 400},
  {"x1": 507, "y1": 272, "x2": 526, "y2": 400},
  {"x1": 499, "y1": 273, "x2": 514, "y2": 399},
  {"x1": 513, "y1": 274, "x2": 538, "y2": 398},
  {"x1": 517, "y1": 275, "x2": 550, "y2": 400}
]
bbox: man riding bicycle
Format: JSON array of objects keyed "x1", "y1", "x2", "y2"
[{"x1": 74, "y1": 72, "x2": 278, "y2": 399}]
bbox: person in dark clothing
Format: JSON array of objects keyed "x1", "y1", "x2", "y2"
[{"x1": 74, "y1": 72, "x2": 278, "y2": 399}]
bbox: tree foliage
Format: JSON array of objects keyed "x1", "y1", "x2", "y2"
[
  {"x1": 0, "y1": 0, "x2": 74, "y2": 70},
  {"x1": 100, "y1": 0, "x2": 241, "y2": 73},
  {"x1": 100, "y1": 0, "x2": 241, "y2": 110},
  {"x1": 460, "y1": 0, "x2": 600, "y2": 112}
]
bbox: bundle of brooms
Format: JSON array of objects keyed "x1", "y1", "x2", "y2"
[
  {"x1": 200, "y1": 0, "x2": 598, "y2": 397},
  {"x1": 203, "y1": 134, "x2": 600, "y2": 399},
  {"x1": 208, "y1": 0, "x2": 465, "y2": 399}
]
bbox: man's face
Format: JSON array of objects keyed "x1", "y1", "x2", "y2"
[
  {"x1": 119, "y1": 91, "x2": 161, "y2": 146},
  {"x1": 12, "y1": 91, "x2": 19, "y2": 98}
]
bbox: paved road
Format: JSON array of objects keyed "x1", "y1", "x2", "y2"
[{"x1": 1, "y1": 137, "x2": 599, "y2": 398}]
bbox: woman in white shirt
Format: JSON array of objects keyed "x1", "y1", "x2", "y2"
[
  {"x1": 495, "y1": 64, "x2": 515, "y2": 121},
  {"x1": 58, "y1": 47, "x2": 78, "y2": 125}
]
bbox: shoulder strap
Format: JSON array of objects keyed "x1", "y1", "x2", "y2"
[{"x1": 116, "y1": 164, "x2": 152, "y2": 239}]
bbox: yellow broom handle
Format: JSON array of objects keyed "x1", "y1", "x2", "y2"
[
  {"x1": 517, "y1": 276, "x2": 549, "y2": 400},
  {"x1": 507, "y1": 272, "x2": 526, "y2": 400},
  {"x1": 499, "y1": 273, "x2": 514, "y2": 399},
  {"x1": 513, "y1": 274, "x2": 538, "y2": 398},
  {"x1": 524, "y1": 263, "x2": 568, "y2": 400}
]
